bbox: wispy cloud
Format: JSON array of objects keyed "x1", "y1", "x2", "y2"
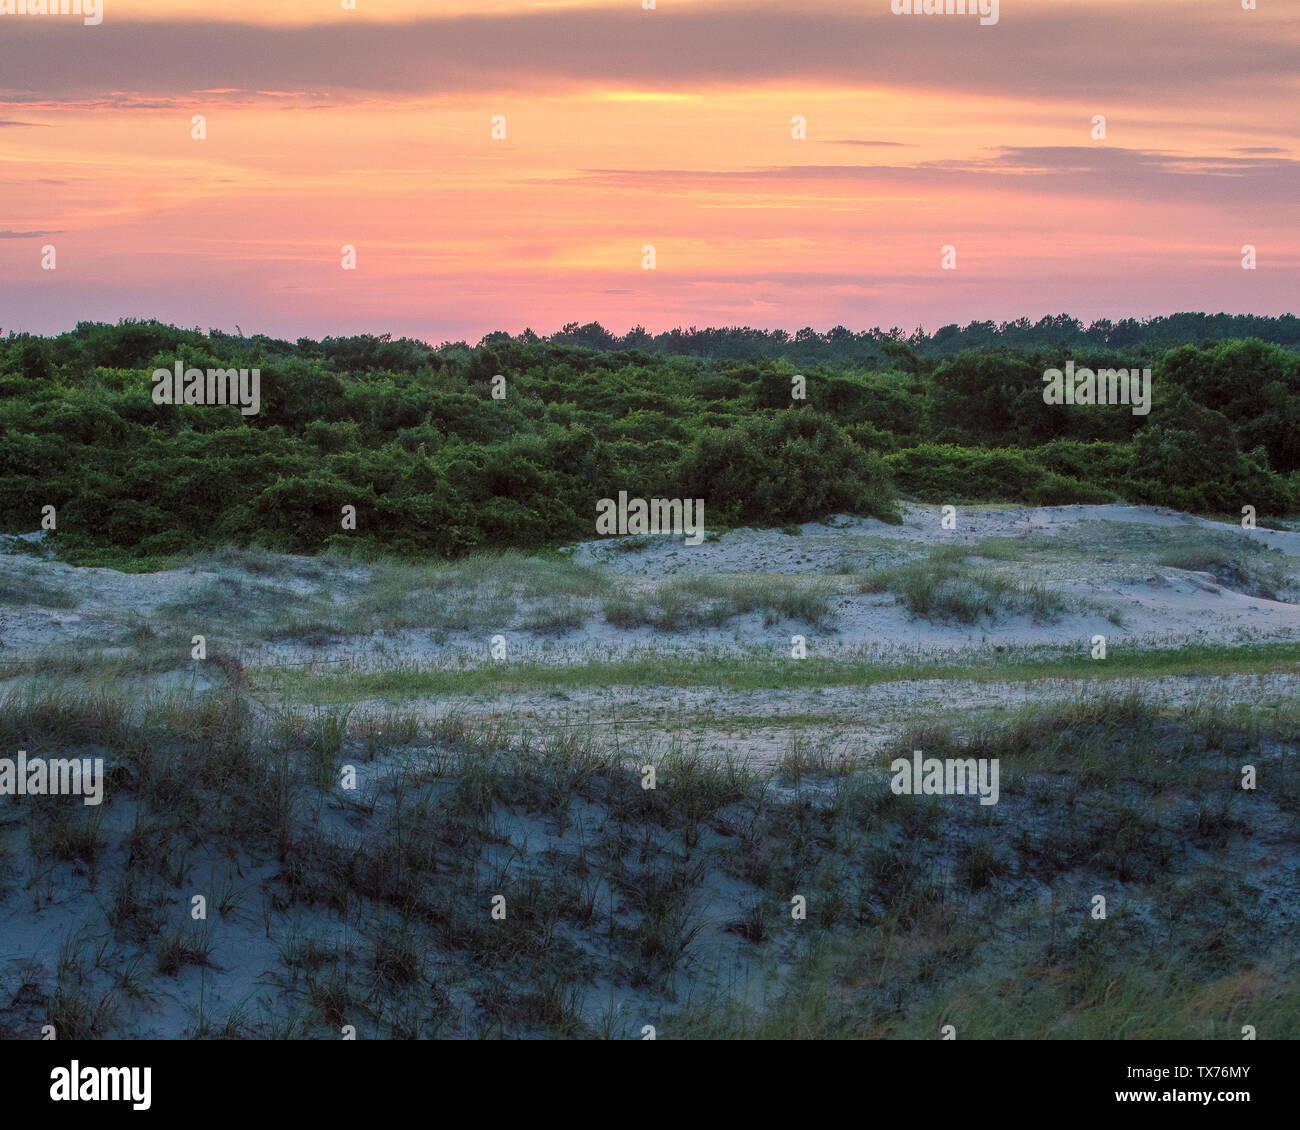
[
  {"x1": 829, "y1": 139, "x2": 910, "y2": 148},
  {"x1": 1, "y1": 6, "x2": 1294, "y2": 104},
  {"x1": 2, "y1": 1, "x2": 1293, "y2": 339},
  {"x1": 552, "y1": 147, "x2": 1300, "y2": 210}
]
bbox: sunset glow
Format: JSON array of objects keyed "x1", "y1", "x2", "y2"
[{"x1": 2, "y1": 0, "x2": 1295, "y2": 340}]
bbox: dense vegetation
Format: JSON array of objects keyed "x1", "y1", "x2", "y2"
[
  {"x1": 1, "y1": 317, "x2": 1297, "y2": 565},
  {"x1": 544, "y1": 311, "x2": 1300, "y2": 362},
  {"x1": 4, "y1": 685, "x2": 1296, "y2": 1039}
]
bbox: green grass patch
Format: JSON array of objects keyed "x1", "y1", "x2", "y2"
[
  {"x1": 251, "y1": 639, "x2": 1300, "y2": 704},
  {"x1": 604, "y1": 574, "x2": 834, "y2": 630}
]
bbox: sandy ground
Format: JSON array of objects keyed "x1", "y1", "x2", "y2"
[
  {"x1": 4, "y1": 505, "x2": 1299, "y2": 656},
  {"x1": 572, "y1": 502, "x2": 1300, "y2": 573},
  {"x1": 1, "y1": 504, "x2": 1297, "y2": 1039},
  {"x1": 2, "y1": 503, "x2": 1298, "y2": 768}
]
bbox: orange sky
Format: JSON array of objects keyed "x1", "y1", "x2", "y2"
[{"x1": 1, "y1": 0, "x2": 1295, "y2": 342}]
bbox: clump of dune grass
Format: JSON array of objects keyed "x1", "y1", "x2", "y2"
[
  {"x1": 0, "y1": 562, "x2": 80, "y2": 609},
  {"x1": 1153, "y1": 529, "x2": 1296, "y2": 601},
  {"x1": 604, "y1": 574, "x2": 834, "y2": 630},
  {"x1": 855, "y1": 545, "x2": 1067, "y2": 624},
  {"x1": 520, "y1": 596, "x2": 588, "y2": 633},
  {"x1": 2, "y1": 684, "x2": 1296, "y2": 1040},
  {"x1": 157, "y1": 578, "x2": 294, "y2": 630},
  {"x1": 0, "y1": 639, "x2": 191, "y2": 682},
  {"x1": 266, "y1": 550, "x2": 608, "y2": 641},
  {"x1": 155, "y1": 547, "x2": 615, "y2": 645},
  {"x1": 50, "y1": 976, "x2": 118, "y2": 1039},
  {"x1": 194, "y1": 545, "x2": 336, "y2": 582},
  {"x1": 27, "y1": 801, "x2": 107, "y2": 867}
]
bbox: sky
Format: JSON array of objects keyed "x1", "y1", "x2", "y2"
[{"x1": 1, "y1": 0, "x2": 1296, "y2": 343}]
